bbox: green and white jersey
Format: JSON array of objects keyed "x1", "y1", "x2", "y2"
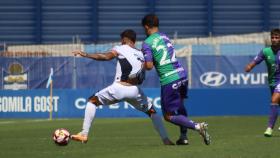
[
  {"x1": 142, "y1": 32, "x2": 187, "y2": 85},
  {"x1": 253, "y1": 47, "x2": 280, "y2": 87}
]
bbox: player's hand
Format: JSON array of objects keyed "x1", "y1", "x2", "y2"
[
  {"x1": 72, "y1": 50, "x2": 87, "y2": 57},
  {"x1": 245, "y1": 64, "x2": 253, "y2": 72}
]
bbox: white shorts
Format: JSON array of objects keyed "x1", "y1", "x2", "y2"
[{"x1": 95, "y1": 82, "x2": 152, "y2": 113}]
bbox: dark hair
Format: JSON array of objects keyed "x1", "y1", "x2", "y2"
[
  {"x1": 120, "y1": 29, "x2": 136, "y2": 43},
  {"x1": 271, "y1": 28, "x2": 280, "y2": 36},
  {"x1": 141, "y1": 14, "x2": 159, "y2": 28}
]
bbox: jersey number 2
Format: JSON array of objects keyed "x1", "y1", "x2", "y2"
[{"x1": 156, "y1": 43, "x2": 176, "y2": 66}]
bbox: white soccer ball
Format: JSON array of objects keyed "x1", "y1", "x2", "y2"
[{"x1": 52, "y1": 128, "x2": 70, "y2": 145}]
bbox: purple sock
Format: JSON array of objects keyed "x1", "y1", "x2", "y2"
[
  {"x1": 268, "y1": 104, "x2": 278, "y2": 128},
  {"x1": 179, "y1": 126, "x2": 188, "y2": 140},
  {"x1": 170, "y1": 115, "x2": 196, "y2": 130},
  {"x1": 178, "y1": 106, "x2": 188, "y2": 138}
]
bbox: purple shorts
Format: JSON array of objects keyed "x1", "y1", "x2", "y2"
[
  {"x1": 271, "y1": 83, "x2": 280, "y2": 95},
  {"x1": 161, "y1": 78, "x2": 188, "y2": 114}
]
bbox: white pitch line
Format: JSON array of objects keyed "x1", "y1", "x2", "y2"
[
  {"x1": 0, "y1": 118, "x2": 70, "y2": 124},
  {"x1": 0, "y1": 121, "x2": 16, "y2": 124}
]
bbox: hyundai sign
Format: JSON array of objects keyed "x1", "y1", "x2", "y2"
[{"x1": 192, "y1": 55, "x2": 268, "y2": 88}]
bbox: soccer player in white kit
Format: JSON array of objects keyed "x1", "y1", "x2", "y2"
[{"x1": 71, "y1": 29, "x2": 174, "y2": 145}]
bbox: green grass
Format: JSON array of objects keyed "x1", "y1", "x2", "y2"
[{"x1": 1, "y1": 116, "x2": 280, "y2": 158}]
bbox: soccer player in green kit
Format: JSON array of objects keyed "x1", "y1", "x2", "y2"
[
  {"x1": 245, "y1": 28, "x2": 280, "y2": 137},
  {"x1": 141, "y1": 14, "x2": 211, "y2": 145}
]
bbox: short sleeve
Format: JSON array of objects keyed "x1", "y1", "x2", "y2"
[
  {"x1": 253, "y1": 49, "x2": 265, "y2": 65},
  {"x1": 112, "y1": 45, "x2": 119, "y2": 52},
  {"x1": 141, "y1": 42, "x2": 153, "y2": 62}
]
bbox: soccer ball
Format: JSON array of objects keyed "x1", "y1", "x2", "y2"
[{"x1": 52, "y1": 128, "x2": 70, "y2": 145}]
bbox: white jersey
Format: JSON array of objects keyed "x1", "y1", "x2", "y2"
[
  {"x1": 112, "y1": 45, "x2": 144, "y2": 82},
  {"x1": 94, "y1": 45, "x2": 151, "y2": 112}
]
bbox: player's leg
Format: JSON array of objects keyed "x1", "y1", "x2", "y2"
[
  {"x1": 161, "y1": 79, "x2": 211, "y2": 145},
  {"x1": 265, "y1": 86, "x2": 280, "y2": 137},
  {"x1": 176, "y1": 86, "x2": 189, "y2": 145},
  {"x1": 161, "y1": 80, "x2": 196, "y2": 130},
  {"x1": 176, "y1": 105, "x2": 188, "y2": 145},
  {"x1": 125, "y1": 86, "x2": 174, "y2": 145},
  {"x1": 71, "y1": 95, "x2": 101, "y2": 143},
  {"x1": 81, "y1": 96, "x2": 100, "y2": 135},
  {"x1": 146, "y1": 106, "x2": 175, "y2": 145},
  {"x1": 72, "y1": 84, "x2": 119, "y2": 143}
]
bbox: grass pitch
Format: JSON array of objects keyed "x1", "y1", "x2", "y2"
[{"x1": 1, "y1": 116, "x2": 280, "y2": 158}]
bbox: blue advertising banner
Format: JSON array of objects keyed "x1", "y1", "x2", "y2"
[
  {"x1": 0, "y1": 88, "x2": 270, "y2": 118},
  {"x1": 0, "y1": 55, "x2": 272, "y2": 118},
  {"x1": 0, "y1": 56, "x2": 267, "y2": 89},
  {"x1": 0, "y1": 57, "x2": 162, "y2": 90},
  {"x1": 191, "y1": 55, "x2": 267, "y2": 88}
]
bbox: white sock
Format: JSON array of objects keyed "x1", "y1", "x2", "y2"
[
  {"x1": 81, "y1": 102, "x2": 96, "y2": 136},
  {"x1": 150, "y1": 113, "x2": 168, "y2": 140},
  {"x1": 195, "y1": 123, "x2": 201, "y2": 131}
]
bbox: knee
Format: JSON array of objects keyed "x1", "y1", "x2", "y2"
[
  {"x1": 145, "y1": 106, "x2": 156, "y2": 117},
  {"x1": 88, "y1": 96, "x2": 101, "y2": 106},
  {"x1": 271, "y1": 93, "x2": 280, "y2": 104},
  {"x1": 163, "y1": 113, "x2": 172, "y2": 122},
  {"x1": 271, "y1": 99, "x2": 279, "y2": 105}
]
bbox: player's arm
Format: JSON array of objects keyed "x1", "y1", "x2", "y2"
[
  {"x1": 73, "y1": 50, "x2": 117, "y2": 61},
  {"x1": 144, "y1": 61, "x2": 154, "y2": 70},
  {"x1": 245, "y1": 49, "x2": 265, "y2": 72},
  {"x1": 245, "y1": 62, "x2": 257, "y2": 72}
]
